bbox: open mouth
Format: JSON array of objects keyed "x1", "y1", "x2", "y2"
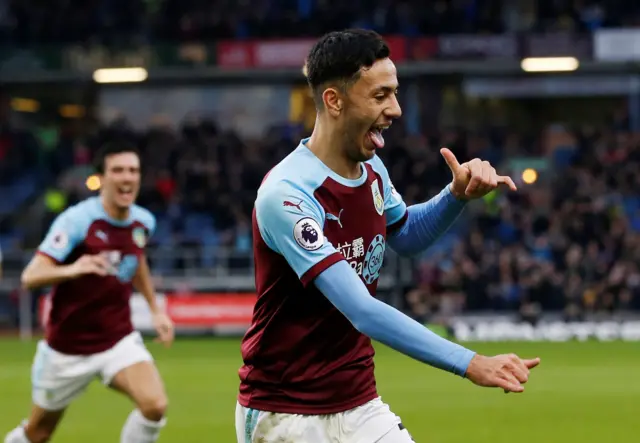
[
  {"x1": 368, "y1": 124, "x2": 390, "y2": 149},
  {"x1": 117, "y1": 186, "x2": 134, "y2": 198}
]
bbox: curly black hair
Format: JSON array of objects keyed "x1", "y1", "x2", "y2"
[{"x1": 305, "y1": 29, "x2": 390, "y2": 106}]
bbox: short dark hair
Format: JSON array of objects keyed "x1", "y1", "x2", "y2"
[
  {"x1": 305, "y1": 29, "x2": 390, "y2": 106},
  {"x1": 93, "y1": 141, "x2": 140, "y2": 174}
]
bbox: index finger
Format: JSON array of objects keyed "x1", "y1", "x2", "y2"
[
  {"x1": 523, "y1": 358, "x2": 541, "y2": 369},
  {"x1": 497, "y1": 176, "x2": 517, "y2": 191}
]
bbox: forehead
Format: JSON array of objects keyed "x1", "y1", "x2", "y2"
[
  {"x1": 353, "y1": 58, "x2": 398, "y2": 92},
  {"x1": 104, "y1": 152, "x2": 140, "y2": 170}
]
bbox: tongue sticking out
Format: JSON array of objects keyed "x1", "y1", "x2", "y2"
[{"x1": 368, "y1": 129, "x2": 385, "y2": 149}]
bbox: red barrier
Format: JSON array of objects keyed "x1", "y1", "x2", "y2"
[{"x1": 39, "y1": 293, "x2": 257, "y2": 329}]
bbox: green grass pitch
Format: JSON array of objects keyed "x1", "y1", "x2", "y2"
[{"x1": 1, "y1": 338, "x2": 637, "y2": 442}]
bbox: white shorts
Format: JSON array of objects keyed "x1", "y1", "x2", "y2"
[
  {"x1": 235, "y1": 397, "x2": 415, "y2": 443},
  {"x1": 31, "y1": 331, "x2": 153, "y2": 411}
]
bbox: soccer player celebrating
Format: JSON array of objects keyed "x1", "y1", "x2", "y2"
[
  {"x1": 4, "y1": 143, "x2": 173, "y2": 443},
  {"x1": 236, "y1": 29, "x2": 540, "y2": 443}
]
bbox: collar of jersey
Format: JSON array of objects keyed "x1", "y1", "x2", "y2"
[
  {"x1": 298, "y1": 138, "x2": 368, "y2": 188},
  {"x1": 91, "y1": 196, "x2": 135, "y2": 226}
]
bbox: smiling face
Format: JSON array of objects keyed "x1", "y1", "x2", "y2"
[
  {"x1": 306, "y1": 30, "x2": 403, "y2": 164},
  {"x1": 100, "y1": 152, "x2": 140, "y2": 210},
  {"x1": 338, "y1": 57, "x2": 402, "y2": 162},
  {"x1": 319, "y1": 58, "x2": 402, "y2": 163}
]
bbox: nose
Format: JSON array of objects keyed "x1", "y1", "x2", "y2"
[
  {"x1": 122, "y1": 169, "x2": 137, "y2": 181},
  {"x1": 385, "y1": 94, "x2": 402, "y2": 120}
]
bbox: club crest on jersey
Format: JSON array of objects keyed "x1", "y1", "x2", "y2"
[
  {"x1": 132, "y1": 227, "x2": 147, "y2": 248},
  {"x1": 371, "y1": 179, "x2": 384, "y2": 216},
  {"x1": 293, "y1": 217, "x2": 324, "y2": 251}
]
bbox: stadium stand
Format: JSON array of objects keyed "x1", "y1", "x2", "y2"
[
  {"x1": 2, "y1": 112, "x2": 640, "y2": 318},
  {"x1": 2, "y1": 0, "x2": 640, "y2": 44}
]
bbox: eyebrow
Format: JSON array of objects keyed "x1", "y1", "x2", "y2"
[{"x1": 374, "y1": 85, "x2": 398, "y2": 94}]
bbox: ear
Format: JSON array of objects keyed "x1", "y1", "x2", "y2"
[{"x1": 322, "y1": 87, "x2": 343, "y2": 117}]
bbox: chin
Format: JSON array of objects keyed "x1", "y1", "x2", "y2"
[
  {"x1": 360, "y1": 149, "x2": 376, "y2": 161},
  {"x1": 360, "y1": 142, "x2": 378, "y2": 160},
  {"x1": 114, "y1": 199, "x2": 134, "y2": 210},
  {"x1": 349, "y1": 149, "x2": 374, "y2": 163}
]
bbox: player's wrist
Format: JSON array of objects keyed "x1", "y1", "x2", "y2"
[
  {"x1": 448, "y1": 183, "x2": 468, "y2": 201},
  {"x1": 464, "y1": 353, "x2": 490, "y2": 382},
  {"x1": 457, "y1": 350, "x2": 477, "y2": 378},
  {"x1": 60, "y1": 263, "x2": 79, "y2": 279}
]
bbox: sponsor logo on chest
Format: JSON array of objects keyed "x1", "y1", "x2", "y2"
[{"x1": 336, "y1": 234, "x2": 386, "y2": 284}]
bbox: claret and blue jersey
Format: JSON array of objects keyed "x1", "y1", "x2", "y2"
[
  {"x1": 258, "y1": 142, "x2": 407, "y2": 288},
  {"x1": 37, "y1": 196, "x2": 155, "y2": 355},
  {"x1": 239, "y1": 139, "x2": 477, "y2": 416},
  {"x1": 239, "y1": 140, "x2": 409, "y2": 414}
]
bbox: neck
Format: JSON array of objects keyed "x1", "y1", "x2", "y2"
[
  {"x1": 100, "y1": 195, "x2": 129, "y2": 221},
  {"x1": 306, "y1": 115, "x2": 362, "y2": 180}
]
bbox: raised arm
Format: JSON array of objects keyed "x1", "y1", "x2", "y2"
[{"x1": 376, "y1": 149, "x2": 517, "y2": 256}]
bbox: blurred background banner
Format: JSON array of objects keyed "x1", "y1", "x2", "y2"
[
  {"x1": 217, "y1": 36, "x2": 410, "y2": 68},
  {"x1": 593, "y1": 28, "x2": 640, "y2": 61},
  {"x1": 436, "y1": 34, "x2": 518, "y2": 59},
  {"x1": 522, "y1": 33, "x2": 592, "y2": 58},
  {"x1": 39, "y1": 293, "x2": 255, "y2": 334}
]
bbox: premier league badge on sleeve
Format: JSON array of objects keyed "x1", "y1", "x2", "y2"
[
  {"x1": 132, "y1": 227, "x2": 147, "y2": 248},
  {"x1": 371, "y1": 179, "x2": 384, "y2": 216},
  {"x1": 293, "y1": 217, "x2": 324, "y2": 251},
  {"x1": 51, "y1": 231, "x2": 69, "y2": 249}
]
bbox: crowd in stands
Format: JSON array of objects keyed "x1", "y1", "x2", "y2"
[
  {"x1": 405, "y1": 123, "x2": 640, "y2": 319},
  {"x1": 2, "y1": 0, "x2": 640, "y2": 45},
  {"x1": 2, "y1": 102, "x2": 640, "y2": 318}
]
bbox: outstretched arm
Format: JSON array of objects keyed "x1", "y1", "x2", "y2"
[
  {"x1": 315, "y1": 259, "x2": 475, "y2": 376},
  {"x1": 315, "y1": 261, "x2": 540, "y2": 391}
]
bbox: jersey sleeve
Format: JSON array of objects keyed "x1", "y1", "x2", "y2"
[
  {"x1": 38, "y1": 207, "x2": 87, "y2": 263},
  {"x1": 370, "y1": 156, "x2": 408, "y2": 232},
  {"x1": 133, "y1": 206, "x2": 157, "y2": 239},
  {"x1": 144, "y1": 213, "x2": 156, "y2": 238},
  {"x1": 255, "y1": 180, "x2": 344, "y2": 286}
]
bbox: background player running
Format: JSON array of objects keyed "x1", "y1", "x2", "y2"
[
  {"x1": 4, "y1": 142, "x2": 173, "y2": 443},
  {"x1": 236, "y1": 29, "x2": 541, "y2": 443}
]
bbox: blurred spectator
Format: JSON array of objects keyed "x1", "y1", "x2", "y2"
[{"x1": 3, "y1": 0, "x2": 640, "y2": 45}]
